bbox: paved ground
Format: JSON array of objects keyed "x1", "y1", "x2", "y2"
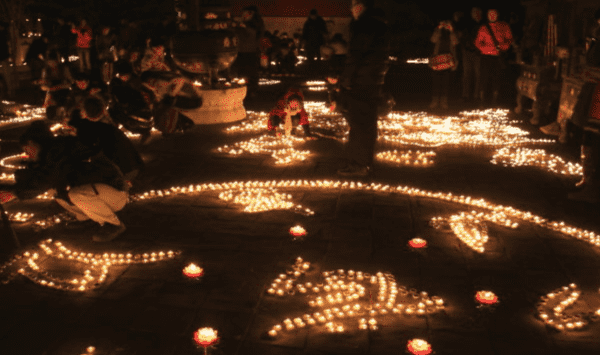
[{"x1": 1, "y1": 66, "x2": 600, "y2": 355}]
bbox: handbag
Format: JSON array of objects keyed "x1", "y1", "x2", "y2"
[{"x1": 429, "y1": 53, "x2": 457, "y2": 71}]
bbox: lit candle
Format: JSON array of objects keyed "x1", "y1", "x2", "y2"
[
  {"x1": 407, "y1": 339, "x2": 432, "y2": 355},
  {"x1": 409, "y1": 238, "x2": 427, "y2": 248},
  {"x1": 193, "y1": 327, "x2": 219, "y2": 348},
  {"x1": 289, "y1": 225, "x2": 307, "y2": 237},
  {"x1": 475, "y1": 290, "x2": 498, "y2": 305},
  {"x1": 183, "y1": 263, "x2": 204, "y2": 278}
]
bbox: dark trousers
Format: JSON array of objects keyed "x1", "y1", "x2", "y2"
[
  {"x1": 345, "y1": 85, "x2": 380, "y2": 167},
  {"x1": 461, "y1": 49, "x2": 481, "y2": 99},
  {"x1": 431, "y1": 70, "x2": 451, "y2": 98},
  {"x1": 479, "y1": 54, "x2": 502, "y2": 99},
  {"x1": 233, "y1": 52, "x2": 259, "y2": 92},
  {"x1": 305, "y1": 45, "x2": 321, "y2": 76}
]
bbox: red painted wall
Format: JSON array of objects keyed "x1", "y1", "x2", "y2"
[{"x1": 230, "y1": 0, "x2": 351, "y2": 18}]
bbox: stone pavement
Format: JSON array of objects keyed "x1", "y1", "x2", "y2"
[{"x1": 1, "y1": 74, "x2": 600, "y2": 355}]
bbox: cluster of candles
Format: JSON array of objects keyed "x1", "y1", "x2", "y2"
[
  {"x1": 376, "y1": 150, "x2": 436, "y2": 166},
  {"x1": 0, "y1": 172, "x2": 14, "y2": 182},
  {"x1": 0, "y1": 104, "x2": 45, "y2": 128},
  {"x1": 265, "y1": 258, "x2": 444, "y2": 338},
  {"x1": 259, "y1": 78, "x2": 281, "y2": 86},
  {"x1": 430, "y1": 210, "x2": 519, "y2": 253},
  {"x1": 218, "y1": 187, "x2": 313, "y2": 214},
  {"x1": 406, "y1": 58, "x2": 429, "y2": 64},
  {"x1": 536, "y1": 283, "x2": 600, "y2": 331},
  {"x1": 0, "y1": 239, "x2": 179, "y2": 291},
  {"x1": 378, "y1": 109, "x2": 553, "y2": 148},
  {"x1": 303, "y1": 80, "x2": 328, "y2": 92},
  {"x1": 491, "y1": 147, "x2": 583, "y2": 177},
  {"x1": 216, "y1": 134, "x2": 311, "y2": 165}
]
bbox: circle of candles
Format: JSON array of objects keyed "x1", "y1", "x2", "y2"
[
  {"x1": 476, "y1": 290, "x2": 498, "y2": 305},
  {"x1": 193, "y1": 327, "x2": 219, "y2": 348},
  {"x1": 183, "y1": 263, "x2": 204, "y2": 278},
  {"x1": 409, "y1": 237, "x2": 427, "y2": 248},
  {"x1": 407, "y1": 339, "x2": 433, "y2": 355}
]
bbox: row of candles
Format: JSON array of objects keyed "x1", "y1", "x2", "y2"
[
  {"x1": 376, "y1": 150, "x2": 436, "y2": 166},
  {"x1": 0, "y1": 239, "x2": 180, "y2": 291},
  {"x1": 3, "y1": 179, "x2": 597, "y2": 252}
]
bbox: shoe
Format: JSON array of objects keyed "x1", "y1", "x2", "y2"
[
  {"x1": 539, "y1": 122, "x2": 561, "y2": 136},
  {"x1": 337, "y1": 163, "x2": 371, "y2": 177},
  {"x1": 92, "y1": 223, "x2": 126, "y2": 242}
]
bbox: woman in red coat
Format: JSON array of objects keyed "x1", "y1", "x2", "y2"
[{"x1": 267, "y1": 88, "x2": 312, "y2": 137}]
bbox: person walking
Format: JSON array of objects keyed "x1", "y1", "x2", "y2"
[
  {"x1": 429, "y1": 20, "x2": 459, "y2": 110},
  {"x1": 302, "y1": 9, "x2": 328, "y2": 77},
  {"x1": 337, "y1": 0, "x2": 389, "y2": 177},
  {"x1": 475, "y1": 9, "x2": 513, "y2": 106}
]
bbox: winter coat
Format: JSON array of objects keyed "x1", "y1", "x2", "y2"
[
  {"x1": 72, "y1": 25, "x2": 93, "y2": 49},
  {"x1": 475, "y1": 21, "x2": 513, "y2": 56},
  {"x1": 339, "y1": 8, "x2": 390, "y2": 88},
  {"x1": 68, "y1": 117, "x2": 144, "y2": 179},
  {"x1": 267, "y1": 88, "x2": 309, "y2": 131},
  {"x1": 12, "y1": 136, "x2": 126, "y2": 201},
  {"x1": 302, "y1": 16, "x2": 328, "y2": 48}
]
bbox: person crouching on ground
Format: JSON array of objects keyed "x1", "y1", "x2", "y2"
[
  {"x1": 267, "y1": 88, "x2": 314, "y2": 138},
  {"x1": 0, "y1": 121, "x2": 129, "y2": 242}
]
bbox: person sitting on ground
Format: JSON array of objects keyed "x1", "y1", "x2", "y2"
[
  {"x1": 69, "y1": 97, "x2": 145, "y2": 189},
  {"x1": 0, "y1": 121, "x2": 129, "y2": 242},
  {"x1": 267, "y1": 88, "x2": 314, "y2": 138}
]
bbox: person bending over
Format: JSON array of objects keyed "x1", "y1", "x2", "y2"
[
  {"x1": 0, "y1": 121, "x2": 129, "y2": 242},
  {"x1": 267, "y1": 88, "x2": 313, "y2": 138}
]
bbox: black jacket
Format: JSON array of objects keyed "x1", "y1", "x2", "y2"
[
  {"x1": 340, "y1": 8, "x2": 390, "y2": 89},
  {"x1": 12, "y1": 136, "x2": 126, "y2": 201},
  {"x1": 69, "y1": 117, "x2": 145, "y2": 179}
]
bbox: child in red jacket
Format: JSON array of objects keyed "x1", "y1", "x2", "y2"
[{"x1": 267, "y1": 88, "x2": 313, "y2": 137}]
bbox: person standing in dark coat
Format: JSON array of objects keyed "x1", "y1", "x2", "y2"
[
  {"x1": 337, "y1": 0, "x2": 389, "y2": 177},
  {"x1": 0, "y1": 21, "x2": 14, "y2": 98},
  {"x1": 25, "y1": 36, "x2": 48, "y2": 83},
  {"x1": 302, "y1": 9, "x2": 328, "y2": 76}
]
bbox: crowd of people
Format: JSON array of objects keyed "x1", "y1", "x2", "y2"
[{"x1": 1, "y1": 0, "x2": 600, "y2": 246}]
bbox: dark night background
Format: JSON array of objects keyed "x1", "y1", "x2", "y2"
[{"x1": 26, "y1": 0, "x2": 526, "y2": 25}]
